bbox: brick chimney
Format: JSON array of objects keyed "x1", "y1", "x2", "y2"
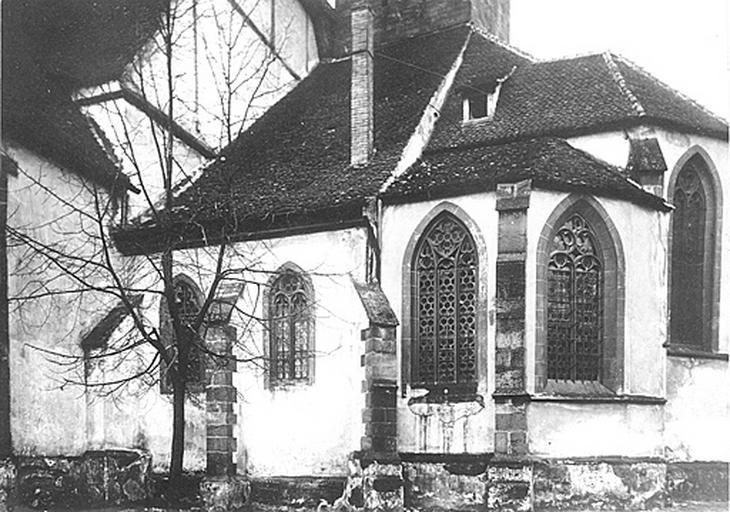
[{"x1": 350, "y1": 0, "x2": 374, "y2": 166}]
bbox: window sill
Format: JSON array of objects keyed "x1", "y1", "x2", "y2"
[
  {"x1": 407, "y1": 384, "x2": 481, "y2": 405},
  {"x1": 664, "y1": 344, "x2": 728, "y2": 361},
  {"x1": 543, "y1": 379, "x2": 614, "y2": 396},
  {"x1": 461, "y1": 116, "x2": 494, "y2": 126},
  {"x1": 529, "y1": 394, "x2": 666, "y2": 405},
  {"x1": 269, "y1": 379, "x2": 314, "y2": 391},
  {"x1": 526, "y1": 380, "x2": 666, "y2": 405}
]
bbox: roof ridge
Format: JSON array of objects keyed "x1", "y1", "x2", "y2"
[
  {"x1": 468, "y1": 23, "x2": 536, "y2": 62},
  {"x1": 611, "y1": 53, "x2": 729, "y2": 126},
  {"x1": 602, "y1": 51, "x2": 646, "y2": 117},
  {"x1": 379, "y1": 31, "x2": 472, "y2": 194},
  {"x1": 533, "y1": 50, "x2": 608, "y2": 64}
]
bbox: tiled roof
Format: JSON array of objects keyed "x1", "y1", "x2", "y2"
[
  {"x1": 2, "y1": 0, "x2": 161, "y2": 194},
  {"x1": 3, "y1": 96, "x2": 135, "y2": 195},
  {"x1": 383, "y1": 138, "x2": 668, "y2": 211},
  {"x1": 626, "y1": 138, "x2": 667, "y2": 175},
  {"x1": 162, "y1": 26, "x2": 472, "y2": 226},
  {"x1": 428, "y1": 51, "x2": 727, "y2": 153},
  {"x1": 120, "y1": 25, "x2": 723, "y2": 248}
]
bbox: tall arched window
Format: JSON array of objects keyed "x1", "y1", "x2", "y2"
[
  {"x1": 547, "y1": 213, "x2": 602, "y2": 381},
  {"x1": 269, "y1": 267, "x2": 314, "y2": 386},
  {"x1": 160, "y1": 275, "x2": 206, "y2": 393},
  {"x1": 411, "y1": 212, "x2": 478, "y2": 392},
  {"x1": 669, "y1": 154, "x2": 719, "y2": 350},
  {"x1": 536, "y1": 196, "x2": 624, "y2": 393}
]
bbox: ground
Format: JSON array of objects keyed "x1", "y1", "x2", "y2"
[{"x1": 10, "y1": 502, "x2": 729, "y2": 512}]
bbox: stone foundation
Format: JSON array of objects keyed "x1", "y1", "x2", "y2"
[
  {"x1": 667, "y1": 461, "x2": 729, "y2": 502},
  {"x1": 398, "y1": 456, "x2": 728, "y2": 511},
  {"x1": 248, "y1": 476, "x2": 346, "y2": 509},
  {"x1": 14, "y1": 449, "x2": 151, "y2": 509},
  {"x1": 0, "y1": 458, "x2": 16, "y2": 512},
  {"x1": 200, "y1": 475, "x2": 249, "y2": 512},
  {"x1": 533, "y1": 459, "x2": 666, "y2": 510},
  {"x1": 404, "y1": 460, "x2": 485, "y2": 511}
]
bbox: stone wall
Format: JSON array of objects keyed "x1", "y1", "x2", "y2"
[
  {"x1": 398, "y1": 457, "x2": 728, "y2": 511},
  {"x1": 13, "y1": 450, "x2": 150, "y2": 509},
  {"x1": 0, "y1": 458, "x2": 16, "y2": 512}
]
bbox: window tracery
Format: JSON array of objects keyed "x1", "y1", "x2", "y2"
[
  {"x1": 269, "y1": 269, "x2": 313, "y2": 385},
  {"x1": 412, "y1": 212, "x2": 477, "y2": 391},
  {"x1": 670, "y1": 156, "x2": 714, "y2": 348},
  {"x1": 160, "y1": 276, "x2": 206, "y2": 393},
  {"x1": 547, "y1": 213, "x2": 602, "y2": 381}
]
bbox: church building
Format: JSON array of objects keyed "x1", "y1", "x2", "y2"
[{"x1": 2, "y1": 0, "x2": 728, "y2": 510}]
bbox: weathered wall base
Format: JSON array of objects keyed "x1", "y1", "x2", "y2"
[
  {"x1": 533, "y1": 459, "x2": 666, "y2": 511},
  {"x1": 248, "y1": 476, "x2": 346, "y2": 509},
  {"x1": 399, "y1": 457, "x2": 728, "y2": 511},
  {"x1": 200, "y1": 475, "x2": 250, "y2": 512},
  {"x1": 13, "y1": 450, "x2": 151, "y2": 509},
  {"x1": 666, "y1": 461, "x2": 729, "y2": 503},
  {"x1": 0, "y1": 458, "x2": 16, "y2": 512}
]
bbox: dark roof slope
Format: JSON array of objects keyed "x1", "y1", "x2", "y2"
[
  {"x1": 3, "y1": 97, "x2": 135, "y2": 195},
  {"x1": 613, "y1": 56, "x2": 726, "y2": 137},
  {"x1": 119, "y1": 26, "x2": 721, "y2": 250},
  {"x1": 383, "y1": 137, "x2": 668, "y2": 211},
  {"x1": 428, "y1": 51, "x2": 727, "y2": 153},
  {"x1": 626, "y1": 138, "x2": 667, "y2": 175},
  {"x1": 163, "y1": 26, "x2": 472, "y2": 226},
  {"x1": 2, "y1": 0, "x2": 163, "y2": 193}
]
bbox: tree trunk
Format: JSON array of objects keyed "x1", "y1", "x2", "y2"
[{"x1": 169, "y1": 372, "x2": 186, "y2": 486}]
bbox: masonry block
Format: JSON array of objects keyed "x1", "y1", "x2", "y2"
[
  {"x1": 206, "y1": 386, "x2": 237, "y2": 403},
  {"x1": 200, "y1": 475, "x2": 249, "y2": 512}
]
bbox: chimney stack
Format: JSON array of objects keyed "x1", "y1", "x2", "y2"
[{"x1": 350, "y1": 0, "x2": 374, "y2": 167}]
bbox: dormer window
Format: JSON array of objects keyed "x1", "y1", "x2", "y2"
[
  {"x1": 461, "y1": 67, "x2": 516, "y2": 123},
  {"x1": 462, "y1": 86, "x2": 500, "y2": 122}
]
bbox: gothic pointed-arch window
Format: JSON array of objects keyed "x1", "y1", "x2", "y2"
[
  {"x1": 269, "y1": 267, "x2": 315, "y2": 386},
  {"x1": 547, "y1": 213, "x2": 603, "y2": 381},
  {"x1": 537, "y1": 197, "x2": 624, "y2": 393},
  {"x1": 669, "y1": 154, "x2": 719, "y2": 350},
  {"x1": 411, "y1": 212, "x2": 478, "y2": 393},
  {"x1": 160, "y1": 275, "x2": 206, "y2": 393}
]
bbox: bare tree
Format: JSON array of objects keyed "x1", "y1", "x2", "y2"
[{"x1": 5, "y1": 0, "x2": 313, "y2": 488}]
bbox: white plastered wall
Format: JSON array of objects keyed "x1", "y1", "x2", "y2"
[
  {"x1": 170, "y1": 227, "x2": 370, "y2": 476},
  {"x1": 381, "y1": 194, "x2": 499, "y2": 454},
  {"x1": 526, "y1": 189, "x2": 667, "y2": 458}
]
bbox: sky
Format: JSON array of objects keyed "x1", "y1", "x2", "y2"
[{"x1": 510, "y1": 0, "x2": 729, "y2": 119}]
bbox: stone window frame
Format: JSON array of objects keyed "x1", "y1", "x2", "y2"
[
  {"x1": 666, "y1": 147, "x2": 723, "y2": 355},
  {"x1": 535, "y1": 195, "x2": 626, "y2": 394},
  {"x1": 401, "y1": 202, "x2": 489, "y2": 400},
  {"x1": 262, "y1": 262, "x2": 316, "y2": 390},
  {"x1": 159, "y1": 274, "x2": 208, "y2": 394}
]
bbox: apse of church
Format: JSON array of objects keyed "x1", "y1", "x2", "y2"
[{"x1": 2, "y1": 0, "x2": 728, "y2": 510}]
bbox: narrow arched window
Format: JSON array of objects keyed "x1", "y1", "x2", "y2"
[
  {"x1": 412, "y1": 212, "x2": 477, "y2": 392},
  {"x1": 670, "y1": 155, "x2": 717, "y2": 348},
  {"x1": 547, "y1": 213, "x2": 603, "y2": 381},
  {"x1": 160, "y1": 276, "x2": 206, "y2": 393},
  {"x1": 269, "y1": 268, "x2": 314, "y2": 385}
]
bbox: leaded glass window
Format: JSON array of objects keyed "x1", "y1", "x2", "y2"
[
  {"x1": 270, "y1": 270, "x2": 313, "y2": 384},
  {"x1": 160, "y1": 276, "x2": 205, "y2": 393},
  {"x1": 670, "y1": 161, "x2": 707, "y2": 346},
  {"x1": 412, "y1": 213, "x2": 477, "y2": 390},
  {"x1": 547, "y1": 213, "x2": 602, "y2": 381}
]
